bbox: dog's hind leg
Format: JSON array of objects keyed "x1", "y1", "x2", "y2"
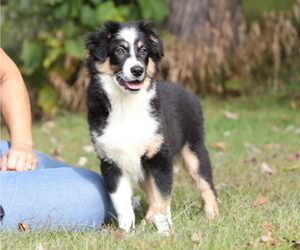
[
  {"x1": 181, "y1": 143, "x2": 219, "y2": 218},
  {"x1": 141, "y1": 154, "x2": 173, "y2": 235},
  {"x1": 101, "y1": 160, "x2": 135, "y2": 232}
]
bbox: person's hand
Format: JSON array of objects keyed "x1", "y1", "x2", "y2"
[{"x1": 0, "y1": 144, "x2": 38, "y2": 171}]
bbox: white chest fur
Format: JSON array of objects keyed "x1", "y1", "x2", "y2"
[{"x1": 92, "y1": 75, "x2": 160, "y2": 182}]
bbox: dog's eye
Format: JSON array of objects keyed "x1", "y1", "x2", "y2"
[
  {"x1": 139, "y1": 48, "x2": 148, "y2": 56},
  {"x1": 116, "y1": 48, "x2": 125, "y2": 55}
]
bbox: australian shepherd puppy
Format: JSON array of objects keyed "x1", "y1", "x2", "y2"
[{"x1": 85, "y1": 20, "x2": 219, "y2": 234}]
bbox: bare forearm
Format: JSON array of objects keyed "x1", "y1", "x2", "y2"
[
  {"x1": 0, "y1": 49, "x2": 33, "y2": 148},
  {"x1": 1, "y1": 75, "x2": 33, "y2": 148},
  {"x1": 0, "y1": 48, "x2": 37, "y2": 171}
]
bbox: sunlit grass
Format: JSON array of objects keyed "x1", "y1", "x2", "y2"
[{"x1": 1, "y1": 95, "x2": 299, "y2": 249}]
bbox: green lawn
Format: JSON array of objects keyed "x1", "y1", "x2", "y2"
[{"x1": 1, "y1": 95, "x2": 300, "y2": 250}]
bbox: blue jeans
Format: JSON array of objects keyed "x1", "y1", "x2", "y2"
[{"x1": 0, "y1": 140, "x2": 115, "y2": 231}]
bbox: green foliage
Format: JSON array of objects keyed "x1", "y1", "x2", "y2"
[
  {"x1": 137, "y1": 0, "x2": 169, "y2": 25},
  {"x1": 1, "y1": 0, "x2": 169, "y2": 114},
  {"x1": 20, "y1": 40, "x2": 44, "y2": 73},
  {"x1": 37, "y1": 85, "x2": 60, "y2": 115}
]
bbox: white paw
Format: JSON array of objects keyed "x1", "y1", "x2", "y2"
[
  {"x1": 118, "y1": 211, "x2": 135, "y2": 233},
  {"x1": 153, "y1": 212, "x2": 172, "y2": 235}
]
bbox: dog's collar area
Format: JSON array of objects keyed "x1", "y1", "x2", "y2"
[{"x1": 116, "y1": 76, "x2": 143, "y2": 91}]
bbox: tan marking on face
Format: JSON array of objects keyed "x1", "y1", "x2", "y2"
[
  {"x1": 140, "y1": 58, "x2": 156, "y2": 91},
  {"x1": 138, "y1": 40, "x2": 144, "y2": 48},
  {"x1": 121, "y1": 41, "x2": 129, "y2": 48},
  {"x1": 140, "y1": 175, "x2": 171, "y2": 220},
  {"x1": 145, "y1": 134, "x2": 164, "y2": 158},
  {"x1": 146, "y1": 58, "x2": 156, "y2": 79},
  {"x1": 141, "y1": 78, "x2": 151, "y2": 91},
  {"x1": 181, "y1": 144, "x2": 219, "y2": 218},
  {"x1": 96, "y1": 59, "x2": 118, "y2": 75}
]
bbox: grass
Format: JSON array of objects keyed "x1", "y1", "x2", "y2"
[{"x1": 1, "y1": 94, "x2": 300, "y2": 250}]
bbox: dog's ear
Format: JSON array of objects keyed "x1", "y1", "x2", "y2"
[
  {"x1": 139, "y1": 20, "x2": 164, "y2": 61},
  {"x1": 85, "y1": 29, "x2": 110, "y2": 62},
  {"x1": 85, "y1": 21, "x2": 121, "y2": 62}
]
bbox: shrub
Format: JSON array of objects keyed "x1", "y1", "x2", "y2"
[
  {"x1": 161, "y1": 0, "x2": 300, "y2": 98},
  {"x1": 1, "y1": 0, "x2": 169, "y2": 115}
]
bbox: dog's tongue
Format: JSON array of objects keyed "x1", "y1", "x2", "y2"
[{"x1": 125, "y1": 81, "x2": 143, "y2": 90}]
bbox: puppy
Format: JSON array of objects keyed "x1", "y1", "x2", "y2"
[{"x1": 85, "y1": 20, "x2": 219, "y2": 234}]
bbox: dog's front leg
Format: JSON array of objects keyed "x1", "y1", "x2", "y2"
[
  {"x1": 101, "y1": 161, "x2": 135, "y2": 232},
  {"x1": 141, "y1": 153, "x2": 173, "y2": 235},
  {"x1": 110, "y1": 175, "x2": 135, "y2": 232},
  {"x1": 140, "y1": 175, "x2": 172, "y2": 235}
]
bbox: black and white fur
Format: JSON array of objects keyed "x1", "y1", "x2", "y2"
[{"x1": 85, "y1": 20, "x2": 219, "y2": 234}]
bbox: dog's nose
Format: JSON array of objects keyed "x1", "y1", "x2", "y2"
[{"x1": 131, "y1": 66, "x2": 144, "y2": 77}]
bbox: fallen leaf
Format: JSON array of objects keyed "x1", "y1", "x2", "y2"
[
  {"x1": 216, "y1": 182, "x2": 229, "y2": 190},
  {"x1": 253, "y1": 197, "x2": 269, "y2": 206},
  {"x1": 264, "y1": 143, "x2": 281, "y2": 150},
  {"x1": 111, "y1": 229, "x2": 125, "y2": 238},
  {"x1": 251, "y1": 157, "x2": 257, "y2": 164},
  {"x1": 288, "y1": 151, "x2": 300, "y2": 161},
  {"x1": 211, "y1": 142, "x2": 227, "y2": 150},
  {"x1": 291, "y1": 240, "x2": 300, "y2": 249},
  {"x1": 83, "y1": 145, "x2": 94, "y2": 153},
  {"x1": 101, "y1": 223, "x2": 119, "y2": 231},
  {"x1": 191, "y1": 232, "x2": 202, "y2": 243},
  {"x1": 212, "y1": 168, "x2": 217, "y2": 175},
  {"x1": 49, "y1": 137, "x2": 57, "y2": 144},
  {"x1": 284, "y1": 125, "x2": 295, "y2": 133},
  {"x1": 223, "y1": 130, "x2": 232, "y2": 137},
  {"x1": 242, "y1": 159, "x2": 248, "y2": 164},
  {"x1": 173, "y1": 165, "x2": 181, "y2": 174},
  {"x1": 214, "y1": 151, "x2": 225, "y2": 157},
  {"x1": 223, "y1": 110, "x2": 238, "y2": 120},
  {"x1": 260, "y1": 162, "x2": 276, "y2": 174},
  {"x1": 77, "y1": 156, "x2": 88, "y2": 167},
  {"x1": 51, "y1": 148, "x2": 65, "y2": 162},
  {"x1": 267, "y1": 153, "x2": 277, "y2": 159},
  {"x1": 36, "y1": 242, "x2": 46, "y2": 250},
  {"x1": 243, "y1": 142, "x2": 261, "y2": 154},
  {"x1": 246, "y1": 241, "x2": 253, "y2": 246},
  {"x1": 271, "y1": 126, "x2": 280, "y2": 132},
  {"x1": 291, "y1": 101, "x2": 297, "y2": 109},
  {"x1": 170, "y1": 229, "x2": 176, "y2": 236},
  {"x1": 18, "y1": 222, "x2": 31, "y2": 233},
  {"x1": 283, "y1": 164, "x2": 300, "y2": 172},
  {"x1": 262, "y1": 221, "x2": 272, "y2": 231},
  {"x1": 259, "y1": 232, "x2": 278, "y2": 245},
  {"x1": 281, "y1": 115, "x2": 291, "y2": 120},
  {"x1": 40, "y1": 121, "x2": 55, "y2": 134}
]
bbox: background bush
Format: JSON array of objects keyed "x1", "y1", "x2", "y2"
[
  {"x1": 1, "y1": 0, "x2": 299, "y2": 117},
  {"x1": 161, "y1": 0, "x2": 300, "y2": 100},
  {"x1": 1, "y1": 0, "x2": 169, "y2": 116}
]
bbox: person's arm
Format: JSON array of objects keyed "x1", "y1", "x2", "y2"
[{"x1": 0, "y1": 48, "x2": 38, "y2": 171}]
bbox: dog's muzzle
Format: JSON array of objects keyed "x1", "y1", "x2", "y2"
[
  {"x1": 116, "y1": 66, "x2": 145, "y2": 92},
  {"x1": 116, "y1": 77, "x2": 143, "y2": 91}
]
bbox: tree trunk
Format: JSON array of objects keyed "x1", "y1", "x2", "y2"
[
  {"x1": 161, "y1": 0, "x2": 245, "y2": 95},
  {"x1": 163, "y1": 0, "x2": 244, "y2": 44}
]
